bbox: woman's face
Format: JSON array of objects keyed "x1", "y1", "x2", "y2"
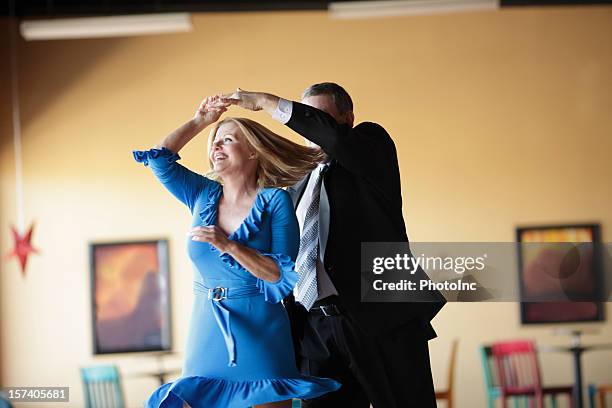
[{"x1": 210, "y1": 122, "x2": 257, "y2": 177}]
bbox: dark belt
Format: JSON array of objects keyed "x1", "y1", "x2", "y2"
[{"x1": 309, "y1": 296, "x2": 342, "y2": 317}]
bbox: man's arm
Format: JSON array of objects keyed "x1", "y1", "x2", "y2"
[
  {"x1": 286, "y1": 101, "x2": 390, "y2": 177},
  {"x1": 224, "y1": 89, "x2": 392, "y2": 178}
]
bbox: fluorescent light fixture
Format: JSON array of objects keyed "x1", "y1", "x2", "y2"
[
  {"x1": 329, "y1": 0, "x2": 499, "y2": 19},
  {"x1": 20, "y1": 12, "x2": 192, "y2": 41}
]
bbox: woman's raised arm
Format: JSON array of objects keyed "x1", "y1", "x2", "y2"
[
  {"x1": 132, "y1": 95, "x2": 230, "y2": 213},
  {"x1": 156, "y1": 95, "x2": 230, "y2": 153}
]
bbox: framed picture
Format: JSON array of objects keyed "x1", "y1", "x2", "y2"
[
  {"x1": 516, "y1": 224, "x2": 604, "y2": 324},
  {"x1": 89, "y1": 240, "x2": 172, "y2": 354}
]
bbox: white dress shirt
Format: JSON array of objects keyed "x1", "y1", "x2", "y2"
[{"x1": 273, "y1": 99, "x2": 339, "y2": 301}]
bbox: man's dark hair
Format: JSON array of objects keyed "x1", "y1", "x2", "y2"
[{"x1": 302, "y1": 82, "x2": 353, "y2": 115}]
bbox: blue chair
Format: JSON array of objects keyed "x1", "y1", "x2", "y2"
[
  {"x1": 80, "y1": 365, "x2": 125, "y2": 408},
  {"x1": 588, "y1": 384, "x2": 597, "y2": 408},
  {"x1": 0, "y1": 392, "x2": 13, "y2": 408}
]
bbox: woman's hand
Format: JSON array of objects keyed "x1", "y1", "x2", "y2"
[
  {"x1": 190, "y1": 224, "x2": 280, "y2": 282},
  {"x1": 189, "y1": 225, "x2": 234, "y2": 253},
  {"x1": 193, "y1": 95, "x2": 231, "y2": 127}
]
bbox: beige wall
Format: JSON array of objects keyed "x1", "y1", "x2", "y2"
[{"x1": 1, "y1": 6, "x2": 611, "y2": 407}]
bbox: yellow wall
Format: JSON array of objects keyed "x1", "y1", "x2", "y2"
[
  {"x1": 0, "y1": 16, "x2": 18, "y2": 389},
  {"x1": 1, "y1": 6, "x2": 611, "y2": 407}
]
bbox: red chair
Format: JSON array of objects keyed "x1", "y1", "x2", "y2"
[
  {"x1": 492, "y1": 340, "x2": 574, "y2": 408},
  {"x1": 596, "y1": 384, "x2": 612, "y2": 408}
]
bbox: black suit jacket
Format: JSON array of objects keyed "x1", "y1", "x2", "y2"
[{"x1": 284, "y1": 102, "x2": 445, "y2": 340}]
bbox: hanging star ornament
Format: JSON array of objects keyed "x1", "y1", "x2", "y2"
[{"x1": 7, "y1": 223, "x2": 39, "y2": 277}]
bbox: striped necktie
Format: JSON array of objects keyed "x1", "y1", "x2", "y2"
[{"x1": 294, "y1": 166, "x2": 326, "y2": 310}]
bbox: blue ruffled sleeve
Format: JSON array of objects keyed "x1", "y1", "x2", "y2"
[
  {"x1": 133, "y1": 146, "x2": 212, "y2": 213},
  {"x1": 257, "y1": 189, "x2": 300, "y2": 303},
  {"x1": 256, "y1": 253, "x2": 299, "y2": 303}
]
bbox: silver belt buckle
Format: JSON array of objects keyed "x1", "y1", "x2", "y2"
[
  {"x1": 321, "y1": 306, "x2": 331, "y2": 317},
  {"x1": 321, "y1": 305, "x2": 336, "y2": 316},
  {"x1": 208, "y1": 287, "x2": 227, "y2": 302}
]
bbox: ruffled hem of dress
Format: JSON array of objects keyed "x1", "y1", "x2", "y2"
[
  {"x1": 146, "y1": 375, "x2": 341, "y2": 408},
  {"x1": 133, "y1": 147, "x2": 181, "y2": 166},
  {"x1": 256, "y1": 253, "x2": 298, "y2": 303}
]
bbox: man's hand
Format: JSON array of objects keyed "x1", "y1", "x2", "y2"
[{"x1": 221, "y1": 88, "x2": 279, "y2": 114}]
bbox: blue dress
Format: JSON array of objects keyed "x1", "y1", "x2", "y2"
[{"x1": 133, "y1": 147, "x2": 340, "y2": 408}]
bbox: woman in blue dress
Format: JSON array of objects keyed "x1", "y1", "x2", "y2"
[{"x1": 133, "y1": 95, "x2": 340, "y2": 408}]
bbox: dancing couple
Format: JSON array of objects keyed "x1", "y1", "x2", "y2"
[{"x1": 133, "y1": 83, "x2": 444, "y2": 408}]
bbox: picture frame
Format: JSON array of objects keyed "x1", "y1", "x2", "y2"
[
  {"x1": 516, "y1": 224, "x2": 604, "y2": 324},
  {"x1": 89, "y1": 239, "x2": 172, "y2": 354}
]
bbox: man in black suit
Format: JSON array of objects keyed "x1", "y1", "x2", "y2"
[{"x1": 227, "y1": 83, "x2": 445, "y2": 408}]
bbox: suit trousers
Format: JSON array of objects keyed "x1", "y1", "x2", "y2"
[{"x1": 297, "y1": 301, "x2": 437, "y2": 408}]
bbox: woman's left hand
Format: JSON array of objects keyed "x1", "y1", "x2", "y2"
[
  {"x1": 189, "y1": 226, "x2": 233, "y2": 253},
  {"x1": 193, "y1": 95, "x2": 231, "y2": 127}
]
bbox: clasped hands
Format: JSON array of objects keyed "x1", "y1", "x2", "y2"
[{"x1": 193, "y1": 89, "x2": 278, "y2": 127}]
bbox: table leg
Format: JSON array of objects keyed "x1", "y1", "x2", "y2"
[{"x1": 571, "y1": 347, "x2": 584, "y2": 408}]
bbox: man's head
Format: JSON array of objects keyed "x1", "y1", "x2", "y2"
[{"x1": 301, "y1": 82, "x2": 355, "y2": 128}]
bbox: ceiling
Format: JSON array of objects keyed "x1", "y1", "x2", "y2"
[{"x1": 2, "y1": 0, "x2": 611, "y2": 17}]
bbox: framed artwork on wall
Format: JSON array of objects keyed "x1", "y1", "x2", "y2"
[
  {"x1": 89, "y1": 239, "x2": 172, "y2": 354},
  {"x1": 516, "y1": 224, "x2": 604, "y2": 324}
]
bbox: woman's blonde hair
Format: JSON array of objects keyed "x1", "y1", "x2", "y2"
[{"x1": 207, "y1": 117, "x2": 326, "y2": 188}]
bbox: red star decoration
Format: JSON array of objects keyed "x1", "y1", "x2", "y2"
[{"x1": 7, "y1": 223, "x2": 39, "y2": 277}]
